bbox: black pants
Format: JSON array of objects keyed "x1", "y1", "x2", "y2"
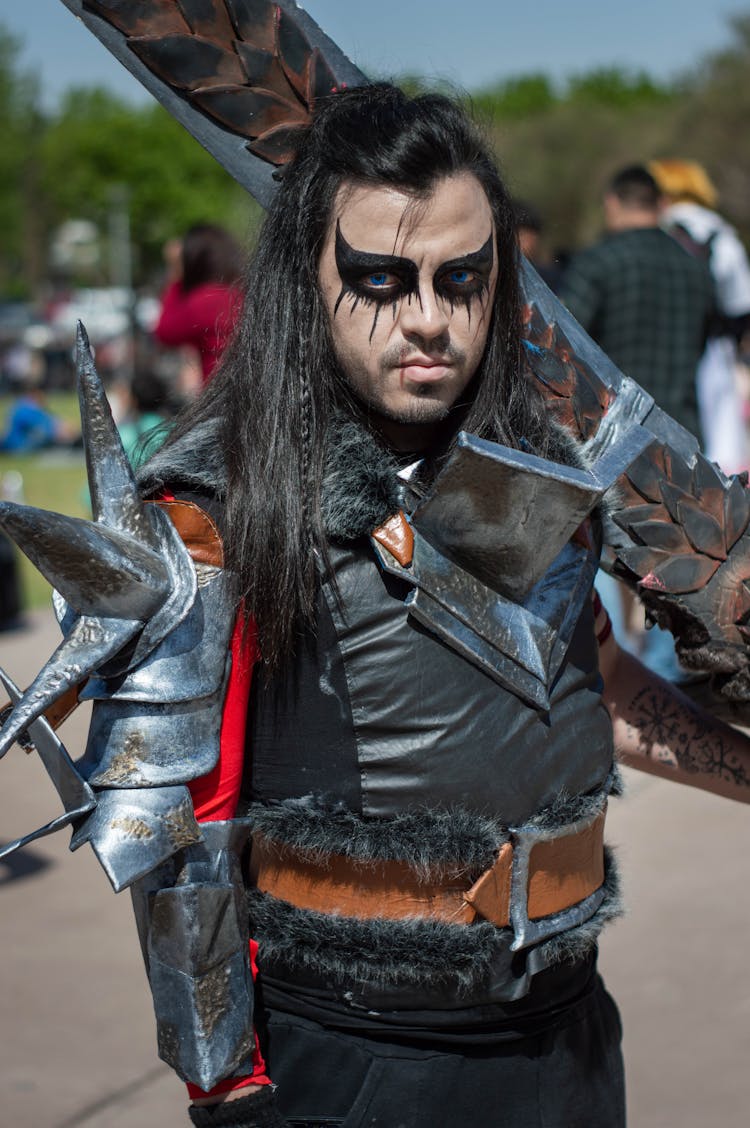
[{"x1": 263, "y1": 975, "x2": 625, "y2": 1128}]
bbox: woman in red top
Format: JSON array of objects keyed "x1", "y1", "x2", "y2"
[{"x1": 155, "y1": 223, "x2": 244, "y2": 385}]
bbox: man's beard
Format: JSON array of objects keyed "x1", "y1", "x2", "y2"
[
  {"x1": 368, "y1": 389, "x2": 452, "y2": 426},
  {"x1": 343, "y1": 339, "x2": 466, "y2": 427}
]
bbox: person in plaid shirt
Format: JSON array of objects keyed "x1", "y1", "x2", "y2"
[{"x1": 561, "y1": 165, "x2": 714, "y2": 442}]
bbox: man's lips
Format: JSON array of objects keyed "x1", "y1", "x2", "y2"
[{"x1": 398, "y1": 358, "x2": 454, "y2": 381}]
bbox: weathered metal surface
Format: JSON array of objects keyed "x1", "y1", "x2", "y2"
[
  {"x1": 507, "y1": 789, "x2": 610, "y2": 952},
  {"x1": 0, "y1": 327, "x2": 199, "y2": 759},
  {"x1": 61, "y1": 0, "x2": 367, "y2": 209},
  {"x1": 410, "y1": 429, "x2": 650, "y2": 603},
  {"x1": 0, "y1": 611, "x2": 143, "y2": 760},
  {"x1": 130, "y1": 818, "x2": 256, "y2": 1089},
  {"x1": 79, "y1": 657, "x2": 230, "y2": 787},
  {"x1": 372, "y1": 425, "x2": 647, "y2": 708},
  {"x1": 81, "y1": 569, "x2": 235, "y2": 704},
  {"x1": 70, "y1": 785, "x2": 202, "y2": 891},
  {"x1": 376, "y1": 528, "x2": 597, "y2": 710},
  {"x1": 0, "y1": 669, "x2": 96, "y2": 858}
]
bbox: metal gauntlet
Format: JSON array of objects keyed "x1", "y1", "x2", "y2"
[{"x1": 132, "y1": 819, "x2": 256, "y2": 1091}]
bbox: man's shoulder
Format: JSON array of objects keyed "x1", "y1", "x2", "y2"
[
  {"x1": 569, "y1": 230, "x2": 645, "y2": 270},
  {"x1": 600, "y1": 227, "x2": 711, "y2": 278},
  {"x1": 137, "y1": 417, "x2": 227, "y2": 500}
]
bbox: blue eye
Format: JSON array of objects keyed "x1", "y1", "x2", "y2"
[
  {"x1": 449, "y1": 269, "x2": 472, "y2": 284},
  {"x1": 368, "y1": 272, "x2": 390, "y2": 287}
]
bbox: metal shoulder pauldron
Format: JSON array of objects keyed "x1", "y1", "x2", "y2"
[
  {"x1": 371, "y1": 427, "x2": 650, "y2": 710},
  {"x1": 0, "y1": 325, "x2": 235, "y2": 892}
]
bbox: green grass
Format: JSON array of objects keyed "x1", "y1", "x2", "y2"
[{"x1": 1, "y1": 392, "x2": 89, "y2": 610}]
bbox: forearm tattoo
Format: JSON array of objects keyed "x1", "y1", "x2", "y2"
[{"x1": 626, "y1": 685, "x2": 750, "y2": 789}]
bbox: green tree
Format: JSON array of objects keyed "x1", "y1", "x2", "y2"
[
  {"x1": 566, "y1": 67, "x2": 674, "y2": 109},
  {"x1": 0, "y1": 25, "x2": 43, "y2": 298},
  {"x1": 479, "y1": 67, "x2": 680, "y2": 254},
  {"x1": 471, "y1": 74, "x2": 557, "y2": 121},
  {"x1": 39, "y1": 88, "x2": 262, "y2": 285}
]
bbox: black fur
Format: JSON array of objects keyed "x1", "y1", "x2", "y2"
[
  {"x1": 320, "y1": 415, "x2": 403, "y2": 541},
  {"x1": 528, "y1": 767, "x2": 622, "y2": 831},
  {"x1": 138, "y1": 419, "x2": 226, "y2": 499},
  {"x1": 249, "y1": 885, "x2": 502, "y2": 995},
  {"x1": 245, "y1": 774, "x2": 617, "y2": 881},
  {"x1": 139, "y1": 413, "x2": 402, "y2": 541},
  {"x1": 247, "y1": 795, "x2": 508, "y2": 881},
  {"x1": 537, "y1": 848, "x2": 622, "y2": 966},
  {"x1": 247, "y1": 849, "x2": 621, "y2": 998},
  {"x1": 139, "y1": 414, "x2": 586, "y2": 545}
]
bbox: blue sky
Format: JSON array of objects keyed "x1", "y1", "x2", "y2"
[{"x1": 4, "y1": 0, "x2": 744, "y2": 109}]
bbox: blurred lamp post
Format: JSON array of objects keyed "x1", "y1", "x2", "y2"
[{"x1": 108, "y1": 183, "x2": 134, "y2": 380}]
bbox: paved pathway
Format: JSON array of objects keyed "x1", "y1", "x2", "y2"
[{"x1": 1, "y1": 611, "x2": 748, "y2": 1126}]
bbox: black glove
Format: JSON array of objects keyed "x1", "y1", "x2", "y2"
[{"x1": 189, "y1": 1087, "x2": 288, "y2": 1128}]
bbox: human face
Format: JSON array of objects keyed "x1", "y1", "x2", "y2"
[{"x1": 318, "y1": 173, "x2": 498, "y2": 438}]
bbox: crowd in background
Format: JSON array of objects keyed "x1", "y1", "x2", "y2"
[
  {"x1": 517, "y1": 159, "x2": 750, "y2": 476},
  {"x1": 518, "y1": 158, "x2": 750, "y2": 673},
  {"x1": 3, "y1": 158, "x2": 750, "y2": 658}
]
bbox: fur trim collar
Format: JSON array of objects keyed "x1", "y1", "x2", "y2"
[
  {"x1": 138, "y1": 412, "x2": 404, "y2": 539},
  {"x1": 320, "y1": 415, "x2": 403, "y2": 540},
  {"x1": 137, "y1": 418, "x2": 227, "y2": 499},
  {"x1": 137, "y1": 414, "x2": 585, "y2": 543}
]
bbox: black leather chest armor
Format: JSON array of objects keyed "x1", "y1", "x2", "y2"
[{"x1": 247, "y1": 536, "x2": 614, "y2": 821}]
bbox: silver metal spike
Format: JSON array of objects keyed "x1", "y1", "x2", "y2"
[
  {"x1": 0, "y1": 500, "x2": 171, "y2": 620},
  {"x1": 0, "y1": 669, "x2": 96, "y2": 858},
  {"x1": 0, "y1": 612, "x2": 142, "y2": 760},
  {"x1": 75, "y1": 323, "x2": 162, "y2": 545}
]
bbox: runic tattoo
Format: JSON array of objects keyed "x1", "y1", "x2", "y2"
[{"x1": 627, "y1": 686, "x2": 750, "y2": 788}]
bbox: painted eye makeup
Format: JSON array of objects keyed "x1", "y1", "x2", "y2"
[
  {"x1": 434, "y1": 233, "x2": 494, "y2": 316},
  {"x1": 334, "y1": 222, "x2": 418, "y2": 315},
  {"x1": 332, "y1": 223, "x2": 494, "y2": 337}
]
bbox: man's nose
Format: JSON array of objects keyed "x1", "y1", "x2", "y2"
[{"x1": 398, "y1": 286, "x2": 451, "y2": 342}]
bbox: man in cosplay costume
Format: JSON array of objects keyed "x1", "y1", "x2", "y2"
[{"x1": 2, "y1": 4, "x2": 750, "y2": 1127}]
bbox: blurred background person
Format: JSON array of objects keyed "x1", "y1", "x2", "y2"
[
  {"x1": 650, "y1": 158, "x2": 750, "y2": 474},
  {"x1": 116, "y1": 368, "x2": 176, "y2": 467},
  {"x1": 154, "y1": 223, "x2": 244, "y2": 388},
  {"x1": 513, "y1": 198, "x2": 564, "y2": 291},
  {"x1": 561, "y1": 164, "x2": 714, "y2": 441},
  {"x1": 0, "y1": 367, "x2": 76, "y2": 454},
  {"x1": 561, "y1": 165, "x2": 715, "y2": 681}
]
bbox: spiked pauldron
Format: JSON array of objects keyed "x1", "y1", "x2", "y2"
[{"x1": 0, "y1": 327, "x2": 235, "y2": 890}]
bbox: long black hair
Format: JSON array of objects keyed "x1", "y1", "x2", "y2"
[{"x1": 160, "y1": 84, "x2": 553, "y2": 668}]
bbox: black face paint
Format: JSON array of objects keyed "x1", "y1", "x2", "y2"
[
  {"x1": 333, "y1": 222, "x2": 494, "y2": 339},
  {"x1": 334, "y1": 221, "x2": 420, "y2": 339},
  {"x1": 433, "y1": 232, "x2": 494, "y2": 323}
]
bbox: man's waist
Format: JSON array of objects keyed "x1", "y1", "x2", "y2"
[
  {"x1": 258, "y1": 951, "x2": 601, "y2": 1043},
  {"x1": 248, "y1": 799, "x2": 608, "y2": 955}
]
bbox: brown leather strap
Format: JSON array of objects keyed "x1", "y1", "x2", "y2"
[
  {"x1": 149, "y1": 497, "x2": 224, "y2": 568},
  {"x1": 249, "y1": 811, "x2": 606, "y2": 927},
  {"x1": 528, "y1": 813, "x2": 605, "y2": 920},
  {"x1": 372, "y1": 511, "x2": 414, "y2": 567},
  {"x1": 43, "y1": 684, "x2": 82, "y2": 733},
  {"x1": 249, "y1": 837, "x2": 476, "y2": 923}
]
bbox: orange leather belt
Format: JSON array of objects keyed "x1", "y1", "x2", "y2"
[{"x1": 249, "y1": 811, "x2": 606, "y2": 927}]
